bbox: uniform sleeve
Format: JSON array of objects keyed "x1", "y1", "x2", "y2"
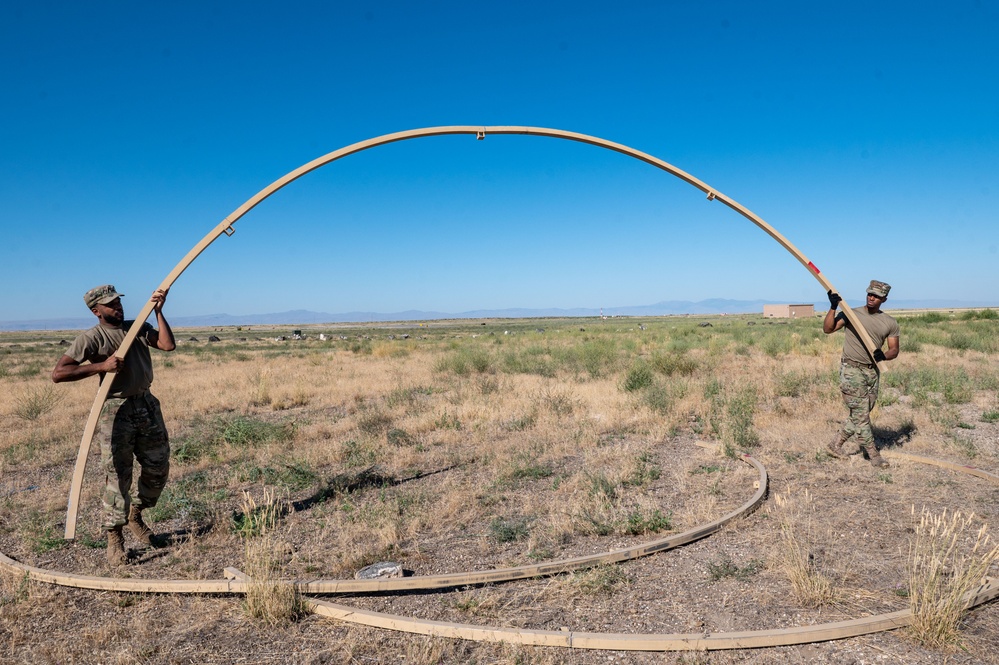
[
  {"x1": 64, "y1": 333, "x2": 96, "y2": 363},
  {"x1": 888, "y1": 318, "x2": 900, "y2": 338}
]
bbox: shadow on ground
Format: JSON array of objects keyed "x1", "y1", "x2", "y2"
[{"x1": 875, "y1": 421, "x2": 918, "y2": 449}]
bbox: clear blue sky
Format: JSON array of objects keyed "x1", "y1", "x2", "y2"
[{"x1": 3, "y1": 1, "x2": 997, "y2": 321}]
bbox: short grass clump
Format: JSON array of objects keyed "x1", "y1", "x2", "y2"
[
  {"x1": 907, "y1": 507, "x2": 999, "y2": 648},
  {"x1": 625, "y1": 509, "x2": 672, "y2": 535},
  {"x1": 707, "y1": 556, "x2": 764, "y2": 582},
  {"x1": 489, "y1": 516, "x2": 530, "y2": 543}
]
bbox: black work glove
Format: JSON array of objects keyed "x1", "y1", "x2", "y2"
[
  {"x1": 873, "y1": 348, "x2": 887, "y2": 363},
  {"x1": 827, "y1": 290, "x2": 842, "y2": 310}
]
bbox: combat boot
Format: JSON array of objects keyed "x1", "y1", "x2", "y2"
[
  {"x1": 863, "y1": 444, "x2": 888, "y2": 468},
  {"x1": 107, "y1": 527, "x2": 126, "y2": 566},
  {"x1": 827, "y1": 433, "x2": 849, "y2": 459},
  {"x1": 127, "y1": 505, "x2": 155, "y2": 546}
]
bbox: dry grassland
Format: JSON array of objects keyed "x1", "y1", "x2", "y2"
[{"x1": 1, "y1": 311, "x2": 998, "y2": 664}]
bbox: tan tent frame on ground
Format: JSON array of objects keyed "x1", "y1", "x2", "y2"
[{"x1": 3, "y1": 445, "x2": 996, "y2": 650}]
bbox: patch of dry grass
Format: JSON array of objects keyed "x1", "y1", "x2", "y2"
[
  {"x1": 907, "y1": 507, "x2": 999, "y2": 648},
  {"x1": 239, "y1": 489, "x2": 304, "y2": 627},
  {"x1": 771, "y1": 487, "x2": 836, "y2": 607}
]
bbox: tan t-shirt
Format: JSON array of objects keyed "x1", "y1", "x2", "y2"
[
  {"x1": 836, "y1": 308, "x2": 900, "y2": 364},
  {"x1": 65, "y1": 320, "x2": 155, "y2": 398}
]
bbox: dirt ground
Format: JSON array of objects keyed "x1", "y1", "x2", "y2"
[
  {"x1": 3, "y1": 427, "x2": 998, "y2": 664},
  {"x1": 1, "y1": 321, "x2": 998, "y2": 665}
]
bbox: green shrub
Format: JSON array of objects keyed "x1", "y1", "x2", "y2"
[
  {"x1": 885, "y1": 367, "x2": 977, "y2": 404},
  {"x1": 15, "y1": 362, "x2": 45, "y2": 378},
  {"x1": 490, "y1": 516, "x2": 530, "y2": 543},
  {"x1": 501, "y1": 346, "x2": 556, "y2": 377},
  {"x1": 538, "y1": 386, "x2": 577, "y2": 417},
  {"x1": 434, "y1": 347, "x2": 492, "y2": 376},
  {"x1": 760, "y1": 331, "x2": 792, "y2": 358},
  {"x1": 349, "y1": 340, "x2": 372, "y2": 355},
  {"x1": 960, "y1": 309, "x2": 998, "y2": 320},
  {"x1": 623, "y1": 363, "x2": 654, "y2": 392},
  {"x1": 651, "y1": 351, "x2": 698, "y2": 376},
  {"x1": 626, "y1": 509, "x2": 672, "y2": 535},
  {"x1": 725, "y1": 388, "x2": 759, "y2": 450}
]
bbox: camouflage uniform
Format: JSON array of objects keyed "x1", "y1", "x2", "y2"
[
  {"x1": 836, "y1": 362, "x2": 880, "y2": 454},
  {"x1": 65, "y1": 314, "x2": 170, "y2": 530},
  {"x1": 97, "y1": 393, "x2": 170, "y2": 529},
  {"x1": 828, "y1": 280, "x2": 899, "y2": 464}
]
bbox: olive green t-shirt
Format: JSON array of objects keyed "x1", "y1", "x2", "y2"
[
  {"x1": 836, "y1": 308, "x2": 900, "y2": 364},
  {"x1": 65, "y1": 320, "x2": 155, "y2": 398}
]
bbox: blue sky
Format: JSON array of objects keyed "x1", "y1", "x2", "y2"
[{"x1": 3, "y1": 1, "x2": 997, "y2": 322}]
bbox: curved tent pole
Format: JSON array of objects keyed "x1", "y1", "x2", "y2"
[{"x1": 63, "y1": 125, "x2": 882, "y2": 539}]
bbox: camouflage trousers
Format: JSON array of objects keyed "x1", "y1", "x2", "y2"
[
  {"x1": 97, "y1": 391, "x2": 170, "y2": 530},
  {"x1": 837, "y1": 362, "x2": 879, "y2": 450}
]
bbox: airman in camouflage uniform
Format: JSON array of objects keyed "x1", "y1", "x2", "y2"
[
  {"x1": 53, "y1": 285, "x2": 176, "y2": 564},
  {"x1": 822, "y1": 280, "x2": 900, "y2": 467}
]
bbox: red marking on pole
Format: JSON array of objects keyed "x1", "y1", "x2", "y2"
[{"x1": 807, "y1": 261, "x2": 820, "y2": 274}]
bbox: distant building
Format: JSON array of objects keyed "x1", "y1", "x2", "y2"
[{"x1": 763, "y1": 304, "x2": 815, "y2": 319}]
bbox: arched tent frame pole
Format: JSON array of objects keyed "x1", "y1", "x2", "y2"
[{"x1": 63, "y1": 125, "x2": 883, "y2": 539}]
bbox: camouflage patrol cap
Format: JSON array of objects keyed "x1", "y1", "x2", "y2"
[
  {"x1": 867, "y1": 280, "x2": 891, "y2": 298},
  {"x1": 84, "y1": 284, "x2": 124, "y2": 309}
]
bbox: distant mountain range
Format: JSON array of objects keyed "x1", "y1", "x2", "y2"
[{"x1": 3, "y1": 298, "x2": 996, "y2": 332}]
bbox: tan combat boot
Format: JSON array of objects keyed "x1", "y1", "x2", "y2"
[
  {"x1": 127, "y1": 505, "x2": 155, "y2": 546},
  {"x1": 827, "y1": 433, "x2": 849, "y2": 459},
  {"x1": 107, "y1": 526, "x2": 126, "y2": 566},
  {"x1": 863, "y1": 443, "x2": 888, "y2": 468}
]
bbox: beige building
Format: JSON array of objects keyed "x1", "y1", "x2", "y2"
[{"x1": 763, "y1": 304, "x2": 815, "y2": 319}]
